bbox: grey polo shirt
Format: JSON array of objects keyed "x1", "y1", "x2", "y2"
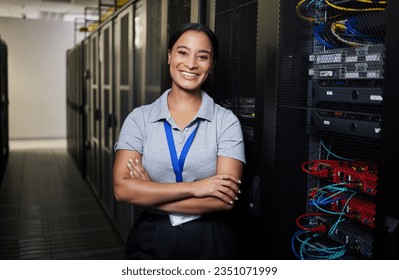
[{"x1": 114, "y1": 89, "x2": 246, "y2": 183}]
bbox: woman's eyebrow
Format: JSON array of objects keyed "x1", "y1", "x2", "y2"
[{"x1": 176, "y1": 45, "x2": 211, "y2": 55}]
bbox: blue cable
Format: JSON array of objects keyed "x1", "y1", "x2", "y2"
[
  {"x1": 344, "y1": 17, "x2": 384, "y2": 44},
  {"x1": 311, "y1": 182, "x2": 352, "y2": 215},
  {"x1": 294, "y1": 231, "x2": 347, "y2": 260},
  {"x1": 314, "y1": 24, "x2": 336, "y2": 49},
  {"x1": 321, "y1": 140, "x2": 355, "y2": 161},
  {"x1": 291, "y1": 230, "x2": 306, "y2": 259},
  {"x1": 327, "y1": 191, "x2": 357, "y2": 236}
]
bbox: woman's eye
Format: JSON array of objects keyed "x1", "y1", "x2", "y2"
[
  {"x1": 199, "y1": 55, "x2": 209, "y2": 60},
  {"x1": 177, "y1": 50, "x2": 187, "y2": 56}
]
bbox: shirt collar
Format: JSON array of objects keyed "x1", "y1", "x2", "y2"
[{"x1": 149, "y1": 89, "x2": 214, "y2": 123}]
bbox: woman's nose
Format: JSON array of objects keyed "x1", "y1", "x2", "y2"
[{"x1": 185, "y1": 55, "x2": 197, "y2": 69}]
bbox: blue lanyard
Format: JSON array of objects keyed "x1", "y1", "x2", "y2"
[{"x1": 164, "y1": 120, "x2": 199, "y2": 182}]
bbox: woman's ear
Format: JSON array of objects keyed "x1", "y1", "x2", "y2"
[{"x1": 167, "y1": 50, "x2": 171, "y2": 64}]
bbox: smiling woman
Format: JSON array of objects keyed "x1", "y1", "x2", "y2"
[{"x1": 112, "y1": 23, "x2": 246, "y2": 260}]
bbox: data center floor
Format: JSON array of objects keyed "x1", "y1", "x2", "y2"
[{"x1": 0, "y1": 140, "x2": 125, "y2": 259}]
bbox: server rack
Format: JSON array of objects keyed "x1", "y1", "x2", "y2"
[
  {"x1": 82, "y1": 38, "x2": 91, "y2": 179},
  {"x1": 66, "y1": 48, "x2": 75, "y2": 166},
  {"x1": 0, "y1": 37, "x2": 8, "y2": 180},
  {"x1": 66, "y1": 42, "x2": 86, "y2": 176},
  {"x1": 87, "y1": 31, "x2": 102, "y2": 198},
  {"x1": 111, "y1": 0, "x2": 166, "y2": 240},
  {"x1": 112, "y1": 3, "x2": 136, "y2": 241},
  {"x1": 273, "y1": 0, "x2": 398, "y2": 259},
  {"x1": 99, "y1": 19, "x2": 115, "y2": 218},
  {"x1": 114, "y1": 0, "x2": 166, "y2": 240},
  {"x1": 206, "y1": 0, "x2": 279, "y2": 259},
  {"x1": 374, "y1": 0, "x2": 399, "y2": 259}
]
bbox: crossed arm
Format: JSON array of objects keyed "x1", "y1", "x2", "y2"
[{"x1": 113, "y1": 149, "x2": 243, "y2": 215}]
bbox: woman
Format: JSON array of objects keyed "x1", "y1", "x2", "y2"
[{"x1": 113, "y1": 23, "x2": 245, "y2": 259}]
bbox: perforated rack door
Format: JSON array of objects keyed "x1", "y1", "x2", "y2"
[{"x1": 275, "y1": 0, "x2": 388, "y2": 260}]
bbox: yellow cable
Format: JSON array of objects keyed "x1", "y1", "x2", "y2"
[
  {"x1": 296, "y1": 0, "x2": 341, "y2": 22},
  {"x1": 325, "y1": 0, "x2": 386, "y2": 12},
  {"x1": 296, "y1": 0, "x2": 318, "y2": 22},
  {"x1": 355, "y1": 0, "x2": 386, "y2": 4},
  {"x1": 331, "y1": 20, "x2": 366, "y2": 47}
]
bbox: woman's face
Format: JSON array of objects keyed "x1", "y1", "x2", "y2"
[{"x1": 168, "y1": 30, "x2": 213, "y2": 93}]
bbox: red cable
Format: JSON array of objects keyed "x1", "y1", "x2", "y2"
[{"x1": 296, "y1": 212, "x2": 329, "y2": 233}]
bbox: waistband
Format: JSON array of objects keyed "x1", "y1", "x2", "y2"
[
  {"x1": 141, "y1": 208, "x2": 233, "y2": 222},
  {"x1": 142, "y1": 207, "x2": 169, "y2": 215}
]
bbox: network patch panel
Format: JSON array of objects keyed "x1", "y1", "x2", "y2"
[
  {"x1": 309, "y1": 61, "x2": 384, "y2": 79},
  {"x1": 309, "y1": 44, "x2": 384, "y2": 65}
]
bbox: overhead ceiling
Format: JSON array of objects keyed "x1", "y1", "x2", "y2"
[{"x1": 0, "y1": 0, "x2": 107, "y2": 22}]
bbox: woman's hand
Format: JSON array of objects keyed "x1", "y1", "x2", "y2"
[
  {"x1": 191, "y1": 174, "x2": 241, "y2": 205},
  {"x1": 127, "y1": 158, "x2": 151, "y2": 181}
]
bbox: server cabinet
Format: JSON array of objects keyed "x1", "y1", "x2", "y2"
[
  {"x1": 99, "y1": 20, "x2": 115, "y2": 217},
  {"x1": 207, "y1": 0, "x2": 279, "y2": 259},
  {"x1": 72, "y1": 43, "x2": 85, "y2": 175},
  {"x1": 66, "y1": 43, "x2": 87, "y2": 182},
  {"x1": 66, "y1": 49, "x2": 74, "y2": 161},
  {"x1": 114, "y1": 5, "x2": 134, "y2": 138},
  {"x1": 0, "y1": 38, "x2": 8, "y2": 179},
  {"x1": 110, "y1": 0, "x2": 165, "y2": 240},
  {"x1": 76, "y1": 43, "x2": 86, "y2": 176},
  {"x1": 132, "y1": 0, "x2": 147, "y2": 106},
  {"x1": 274, "y1": 0, "x2": 396, "y2": 259},
  {"x1": 212, "y1": 0, "x2": 259, "y2": 259},
  {"x1": 83, "y1": 38, "x2": 91, "y2": 180},
  {"x1": 113, "y1": 3, "x2": 136, "y2": 241},
  {"x1": 133, "y1": 0, "x2": 163, "y2": 106},
  {"x1": 66, "y1": 47, "x2": 79, "y2": 168},
  {"x1": 374, "y1": 0, "x2": 399, "y2": 259},
  {"x1": 87, "y1": 32, "x2": 102, "y2": 197}
]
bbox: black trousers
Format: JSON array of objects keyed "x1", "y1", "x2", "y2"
[{"x1": 125, "y1": 211, "x2": 239, "y2": 260}]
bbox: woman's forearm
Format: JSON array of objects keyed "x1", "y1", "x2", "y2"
[
  {"x1": 153, "y1": 196, "x2": 234, "y2": 215},
  {"x1": 114, "y1": 150, "x2": 201, "y2": 207},
  {"x1": 114, "y1": 177, "x2": 196, "y2": 207}
]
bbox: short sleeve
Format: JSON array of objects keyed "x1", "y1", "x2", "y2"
[
  {"x1": 217, "y1": 110, "x2": 246, "y2": 164},
  {"x1": 114, "y1": 107, "x2": 145, "y2": 153}
]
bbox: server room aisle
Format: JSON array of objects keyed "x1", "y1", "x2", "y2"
[{"x1": 0, "y1": 141, "x2": 125, "y2": 259}]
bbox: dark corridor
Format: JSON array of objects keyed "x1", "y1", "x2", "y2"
[{"x1": 0, "y1": 145, "x2": 125, "y2": 259}]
